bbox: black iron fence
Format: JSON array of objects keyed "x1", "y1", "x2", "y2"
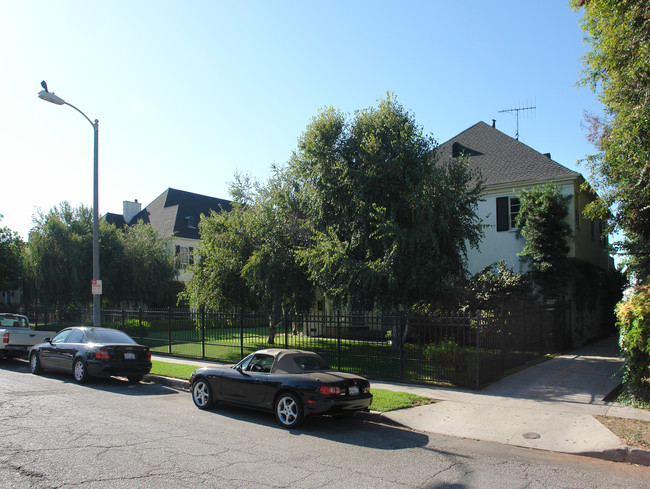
[{"x1": 16, "y1": 301, "x2": 570, "y2": 389}]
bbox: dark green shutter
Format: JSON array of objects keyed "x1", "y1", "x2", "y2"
[{"x1": 496, "y1": 197, "x2": 509, "y2": 231}]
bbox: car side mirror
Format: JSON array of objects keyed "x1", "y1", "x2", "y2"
[{"x1": 44, "y1": 338, "x2": 51, "y2": 343}]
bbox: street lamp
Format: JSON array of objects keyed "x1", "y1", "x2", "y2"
[{"x1": 38, "y1": 81, "x2": 101, "y2": 327}]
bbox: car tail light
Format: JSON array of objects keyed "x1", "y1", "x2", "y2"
[
  {"x1": 95, "y1": 349, "x2": 110, "y2": 360},
  {"x1": 319, "y1": 385, "x2": 341, "y2": 396},
  {"x1": 2, "y1": 333, "x2": 8, "y2": 344},
  {"x1": 146, "y1": 351, "x2": 151, "y2": 361}
]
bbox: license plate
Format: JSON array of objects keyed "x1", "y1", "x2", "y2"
[
  {"x1": 124, "y1": 353, "x2": 136, "y2": 360},
  {"x1": 348, "y1": 386, "x2": 359, "y2": 396}
]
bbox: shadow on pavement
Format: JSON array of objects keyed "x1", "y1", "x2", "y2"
[
  {"x1": 0, "y1": 357, "x2": 180, "y2": 396},
  {"x1": 197, "y1": 402, "x2": 432, "y2": 450}
]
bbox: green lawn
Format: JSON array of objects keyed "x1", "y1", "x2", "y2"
[{"x1": 150, "y1": 360, "x2": 434, "y2": 412}]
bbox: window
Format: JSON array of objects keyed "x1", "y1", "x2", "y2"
[
  {"x1": 90, "y1": 329, "x2": 136, "y2": 344},
  {"x1": 293, "y1": 355, "x2": 329, "y2": 371},
  {"x1": 66, "y1": 329, "x2": 84, "y2": 343},
  {"x1": 246, "y1": 354, "x2": 274, "y2": 373},
  {"x1": 176, "y1": 245, "x2": 193, "y2": 269},
  {"x1": 51, "y1": 329, "x2": 72, "y2": 344},
  {"x1": 496, "y1": 196, "x2": 520, "y2": 231},
  {"x1": 509, "y1": 198, "x2": 520, "y2": 229}
]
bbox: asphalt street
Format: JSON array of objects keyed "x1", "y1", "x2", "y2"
[{"x1": 0, "y1": 360, "x2": 648, "y2": 488}]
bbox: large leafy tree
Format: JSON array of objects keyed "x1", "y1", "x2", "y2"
[
  {"x1": 184, "y1": 203, "x2": 257, "y2": 311},
  {"x1": 571, "y1": 0, "x2": 650, "y2": 279},
  {"x1": 185, "y1": 171, "x2": 314, "y2": 343},
  {"x1": 290, "y1": 94, "x2": 483, "y2": 310},
  {"x1": 0, "y1": 215, "x2": 24, "y2": 291},
  {"x1": 24, "y1": 202, "x2": 177, "y2": 308},
  {"x1": 120, "y1": 221, "x2": 177, "y2": 307},
  {"x1": 515, "y1": 184, "x2": 573, "y2": 299},
  {"x1": 24, "y1": 203, "x2": 95, "y2": 307}
]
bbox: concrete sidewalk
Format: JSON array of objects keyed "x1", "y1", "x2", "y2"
[
  {"x1": 150, "y1": 336, "x2": 650, "y2": 466},
  {"x1": 374, "y1": 336, "x2": 650, "y2": 465}
]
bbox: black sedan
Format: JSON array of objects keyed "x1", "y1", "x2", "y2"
[
  {"x1": 189, "y1": 349, "x2": 372, "y2": 428},
  {"x1": 29, "y1": 327, "x2": 151, "y2": 384}
]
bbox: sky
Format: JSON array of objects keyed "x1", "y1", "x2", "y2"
[{"x1": 1, "y1": 1, "x2": 601, "y2": 240}]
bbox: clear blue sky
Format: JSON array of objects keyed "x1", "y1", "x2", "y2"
[{"x1": 1, "y1": 1, "x2": 600, "y2": 240}]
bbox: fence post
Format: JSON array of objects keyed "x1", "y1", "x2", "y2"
[
  {"x1": 168, "y1": 307, "x2": 172, "y2": 355},
  {"x1": 521, "y1": 301, "x2": 526, "y2": 366},
  {"x1": 121, "y1": 307, "x2": 125, "y2": 335},
  {"x1": 240, "y1": 307, "x2": 244, "y2": 360},
  {"x1": 284, "y1": 312, "x2": 289, "y2": 349},
  {"x1": 500, "y1": 304, "x2": 505, "y2": 374},
  {"x1": 201, "y1": 306, "x2": 206, "y2": 359},
  {"x1": 337, "y1": 310, "x2": 341, "y2": 371},
  {"x1": 399, "y1": 312, "x2": 404, "y2": 382},
  {"x1": 476, "y1": 310, "x2": 481, "y2": 390},
  {"x1": 138, "y1": 307, "x2": 143, "y2": 343}
]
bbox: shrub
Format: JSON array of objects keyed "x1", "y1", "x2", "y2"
[
  {"x1": 106, "y1": 318, "x2": 151, "y2": 334},
  {"x1": 424, "y1": 339, "x2": 463, "y2": 365},
  {"x1": 616, "y1": 285, "x2": 650, "y2": 400}
]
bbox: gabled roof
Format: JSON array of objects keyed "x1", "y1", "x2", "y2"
[
  {"x1": 104, "y1": 212, "x2": 126, "y2": 227},
  {"x1": 129, "y1": 188, "x2": 231, "y2": 239},
  {"x1": 436, "y1": 121, "x2": 581, "y2": 187}
]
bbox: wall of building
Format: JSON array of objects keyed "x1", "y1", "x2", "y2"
[{"x1": 466, "y1": 180, "x2": 611, "y2": 277}]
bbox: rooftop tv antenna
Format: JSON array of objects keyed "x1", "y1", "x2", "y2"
[{"x1": 498, "y1": 100, "x2": 536, "y2": 140}]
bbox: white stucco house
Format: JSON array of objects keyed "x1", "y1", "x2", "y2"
[
  {"x1": 105, "y1": 188, "x2": 231, "y2": 282},
  {"x1": 437, "y1": 121, "x2": 612, "y2": 276},
  {"x1": 437, "y1": 121, "x2": 615, "y2": 344}
]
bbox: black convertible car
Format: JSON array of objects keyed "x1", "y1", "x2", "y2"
[
  {"x1": 190, "y1": 349, "x2": 373, "y2": 428},
  {"x1": 29, "y1": 327, "x2": 151, "y2": 384}
]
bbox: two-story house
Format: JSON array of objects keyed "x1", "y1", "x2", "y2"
[
  {"x1": 105, "y1": 188, "x2": 231, "y2": 282},
  {"x1": 437, "y1": 121, "x2": 614, "y2": 344}
]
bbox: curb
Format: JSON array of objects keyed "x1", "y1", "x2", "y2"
[
  {"x1": 144, "y1": 374, "x2": 190, "y2": 391},
  {"x1": 144, "y1": 374, "x2": 650, "y2": 466}
]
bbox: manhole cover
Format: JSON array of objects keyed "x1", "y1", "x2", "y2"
[{"x1": 523, "y1": 432, "x2": 541, "y2": 439}]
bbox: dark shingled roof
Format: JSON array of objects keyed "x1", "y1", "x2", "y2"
[
  {"x1": 436, "y1": 121, "x2": 581, "y2": 187},
  {"x1": 128, "y1": 188, "x2": 232, "y2": 239},
  {"x1": 104, "y1": 212, "x2": 126, "y2": 228}
]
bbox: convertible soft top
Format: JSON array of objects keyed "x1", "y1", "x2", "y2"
[{"x1": 255, "y1": 349, "x2": 329, "y2": 374}]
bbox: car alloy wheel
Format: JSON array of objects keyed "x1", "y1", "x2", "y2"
[
  {"x1": 275, "y1": 392, "x2": 303, "y2": 428},
  {"x1": 30, "y1": 352, "x2": 42, "y2": 375},
  {"x1": 73, "y1": 359, "x2": 88, "y2": 384},
  {"x1": 192, "y1": 378, "x2": 213, "y2": 409}
]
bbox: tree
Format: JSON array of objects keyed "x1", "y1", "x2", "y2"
[
  {"x1": 24, "y1": 202, "x2": 177, "y2": 308},
  {"x1": 289, "y1": 94, "x2": 484, "y2": 310},
  {"x1": 0, "y1": 215, "x2": 23, "y2": 291},
  {"x1": 185, "y1": 171, "x2": 314, "y2": 343},
  {"x1": 571, "y1": 0, "x2": 650, "y2": 280},
  {"x1": 461, "y1": 260, "x2": 532, "y2": 312},
  {"x1": 120, "y1": 221, "x2": 177, "y2": 307},
  {"x1": 184, "y1": 203, "x2": 257, "y2": 311},
  {"x1": 515, "y1": 184, "x2": 573, "y2": 299},
  {"x1": 24, "y1": 203, "x2": 95, "y2": 307}
]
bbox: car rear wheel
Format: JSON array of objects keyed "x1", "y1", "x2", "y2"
[
  {"x1": 275, "y1": 392, "x2": 303, "y2": 428},
  {"x1": 73, "y1": 359, "x2": 89, "y2": 384},
  {"x1": 29, "y1": 352, "x2": 42, "y2": 375},
  {"x1": 192, "y1": 378, "x2": 214, "y2": 409}
]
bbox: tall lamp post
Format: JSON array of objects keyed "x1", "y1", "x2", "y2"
[{"x1": 38, "y1": 81, "x2": 101, "y2": 327}]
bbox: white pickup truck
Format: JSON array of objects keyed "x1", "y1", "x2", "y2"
[{"x1": 0, "y1": 313, "x2": 57, "y2": 359}]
